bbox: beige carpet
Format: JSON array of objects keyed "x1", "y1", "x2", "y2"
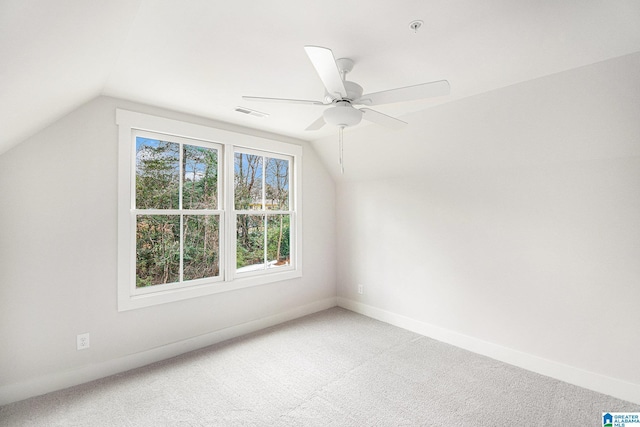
[{"x1": 1, "y1": 307, "x2": 638, "y2": 426}]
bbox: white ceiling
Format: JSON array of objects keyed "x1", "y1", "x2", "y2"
[{"x1": 1, "y1": 0, "x2": 640, "y2": 155}]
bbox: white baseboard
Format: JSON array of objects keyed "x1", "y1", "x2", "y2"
[
  {"x1": 0, "y1": 297, "x2": 337, "y2": 406},
  {"x1": 337, "y1": 297, "x2": 640, "y2": 405}
]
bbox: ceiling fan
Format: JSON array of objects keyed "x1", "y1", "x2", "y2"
[
  {"x1": 243, "y1": 46, "x2": 450, "y2": 172},
  {"x1": 243, "y1": 45, "x2": 450, "y2": 131}
]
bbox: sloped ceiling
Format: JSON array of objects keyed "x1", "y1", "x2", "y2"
[{"x1": 1, "y1": 0, "x2": 640, "y2": 155}]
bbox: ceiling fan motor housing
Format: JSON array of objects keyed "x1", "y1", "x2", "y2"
[
  {"x1": 343, "y1": 81, "x2": 363, "y2": 101},
  {"x1": 325, "y1": 80, "x2": 363, "y2": 104},
  {"x1": 323, "y1": 101, "x2": 363, "y2": 127}
]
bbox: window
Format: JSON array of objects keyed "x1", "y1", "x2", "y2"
[
  {"x1": 134, "y1": 133, "x2": 222, "y2": 292},
  {"x1": 234, "y1": 150, "x2": 292, "y2": 275},
  {"x1": 117, "y1": 110, "x2": 302, "y2": 311}
]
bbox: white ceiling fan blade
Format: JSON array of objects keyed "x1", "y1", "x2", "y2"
[
  {"x1": 305, "y1": 115, "x2": 326, "y2": 131},
  {"x1": 304, "y1": 46, "x2": 347, "y2": 98},
  {"x1": 242, "y1": 96, "x2": 326, "y2": 106},
  {"x1": 360, "y1": 108, "x2": 407, "y2": 130},
  {"x1": 357, "y1": 80, "x2": 450, "y2": 106}
]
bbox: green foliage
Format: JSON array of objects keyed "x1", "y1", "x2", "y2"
[
  {"x1": 267, "y1": 215, "x2": 290, "y2": 262},
  {"x1": 135, "y1": 141, "x2": 292, "y2": 283},
  {"x1": 136, "y1": 215, "x2": 180, "y2": 286},
  {"x1": 183, "y1": 215, "x2": 219, "y2": 280},
  {"x1": 135, "y1": 138, "x2": 220, "y2": 287},
  {"x1": 136, "y1": 140, "x2": 180, "y2": 209},
  {"x1": 236, "y1": 214, "x2": 264, "y2": 268},
  {"x1": 183, "y1": 145, "x2": 218, "y2": 209},
  {"x1": 234, "y1": 153, "x2": 291, "y2": 270}
]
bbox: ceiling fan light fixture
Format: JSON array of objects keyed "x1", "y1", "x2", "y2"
[{"x1": 323, "y1": 102, "x2": 362, "y2": 127}]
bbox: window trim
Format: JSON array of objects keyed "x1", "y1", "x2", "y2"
[
  {"x1": 117, "y1": 109, "x2": 303, "y2": 311},
  {"x1": 232, "y1": 147, "x2": 295, "y2": 279},
  {"x1": 131, "y1": 129, "x2": 225, "y2": 295}
]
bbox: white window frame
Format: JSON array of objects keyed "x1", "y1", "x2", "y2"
[
  {"x1": 117, "y1": 109, "x2": 302, "y2": 311},
  {"x1": 131, "y1": 130, "x2": 225, "y2": 295},
  {"x1": 233, "y1": 147, "x2": 295, "y2": 279}
]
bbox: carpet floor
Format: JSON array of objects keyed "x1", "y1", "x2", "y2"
[{"x1": 1, "y1": 307, "x2": 638, "y2": 426}]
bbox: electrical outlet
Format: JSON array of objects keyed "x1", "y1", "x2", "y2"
[
  {"x1": 357, "y1": 284, "x2": 364, "y2": 295},
  {"x1": 77, "y1": 333, "x2": 90, "y2": 350}
]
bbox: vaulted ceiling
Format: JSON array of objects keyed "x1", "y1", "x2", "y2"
[{"x1": 1, "y1": 0, "x2": 640, "y2": 155}]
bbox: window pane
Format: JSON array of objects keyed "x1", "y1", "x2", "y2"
[
  {"x1": 234, "y1": 153, "x2": 263, "y2": 210},
  {"x1": 267, "y1": 214, "x2": 290, "y2": 268},
  {"x1": 183, "y1": 215, "x2": 220, "y2": 281},
  {"x1": 136, "y1": 215, "x2": 180, "y2": 287},
  {"x1": 183, "y1": 145, "x2": 218, "y2": 210},
  {"x1": 236, "y1": 214, "x2": 265, "y2": 271},
  {"x1": 265, "y1": 158, "x2": 289, "y2": 210},
  {"x1": 136, "y1": 138, "x2": 179, "y2": 209}
]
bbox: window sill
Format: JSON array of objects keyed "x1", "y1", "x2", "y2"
[{"x1": 118, "y1": 269, "x2": 302, "y2": 311}]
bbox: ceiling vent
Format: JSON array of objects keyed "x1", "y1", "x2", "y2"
[{"x1": 234, "y1": 106, "x2": 269, "y2": 118}]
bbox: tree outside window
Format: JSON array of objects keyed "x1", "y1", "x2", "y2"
[
  {"x1": 234, "y1": 152, "x2": 291, "y2": 273},
  {"x1": 135, "y1": 137, "x2": 220, "y2": 287}
]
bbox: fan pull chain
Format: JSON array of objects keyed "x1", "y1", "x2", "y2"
[{"x1": 339, "y1": 126, "x2": 345, "y2": 174}]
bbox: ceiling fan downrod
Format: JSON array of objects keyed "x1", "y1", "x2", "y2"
[{"x1": 339, "y1": 126, "x2": 345, "y2": 175}]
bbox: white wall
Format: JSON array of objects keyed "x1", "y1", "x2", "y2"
[
  {"x1": 0, "y1": 96, "x2": 336, "y2": 403},
  {"x1": 1, "y1": 51, "x2": 638, "y2": 404},
  {"x1": 322, "y1": 52, "x2": 640, "y2": 400}
]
